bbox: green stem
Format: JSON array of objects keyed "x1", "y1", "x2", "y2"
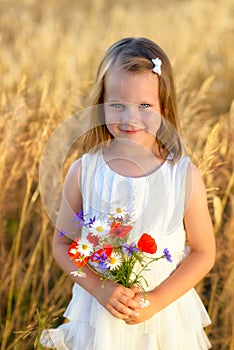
[
  {"x1": 130, "y1": 254, "x2": 166, "y2": 287},
  {"x1": 84, "y1": 260, "x2": 103, "y2": 277}
]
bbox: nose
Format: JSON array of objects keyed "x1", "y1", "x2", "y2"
[{"x1": 121, "y1": 104, "x2": 138, "y2": 124}]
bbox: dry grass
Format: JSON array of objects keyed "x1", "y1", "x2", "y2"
[{"x1": 0, "y1": 0, "x2": 234, "y2": 349}]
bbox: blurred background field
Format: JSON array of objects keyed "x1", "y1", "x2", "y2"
[{"x1": 0, "y1": 0, "x2": 234, "y2": 349}]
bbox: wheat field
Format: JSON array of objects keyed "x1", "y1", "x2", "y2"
[{"x1": 0, "y1": 0, "x2": 234, "y2": 349}]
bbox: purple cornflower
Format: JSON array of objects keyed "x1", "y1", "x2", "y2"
[
  {"x1": 122, "y1": 242, "x2": 139, "y2": 257},
  {"x1": 92, "y1": 251, "x2": 108, "y2": 270},
  {"x1": 59, "y1": 230, "x2": 67, "y2": 237},
  {"x1": 73, "y1": 210, "x2": 85, "y2": 227},
  {"x1": 87, "y1": 216, "x2": 96, "y2": 227},
  {"x1": 163, "y1": 248, "x2": 173, "y2": 262}
]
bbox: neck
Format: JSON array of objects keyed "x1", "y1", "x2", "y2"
[
  {"x1": 105, "y1": 139, "x2": 165, "y2": 160},
  {"x1": 102, "y1": 139, "x2": 168, "y2": 178}
]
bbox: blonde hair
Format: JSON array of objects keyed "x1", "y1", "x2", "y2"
[{"x1": 81, "y1": 37, "x2": 182, "y2": 161}]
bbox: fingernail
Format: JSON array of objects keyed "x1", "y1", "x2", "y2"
[{"x1": 135, "y1": 312, "x2": 140, "y2": 317}]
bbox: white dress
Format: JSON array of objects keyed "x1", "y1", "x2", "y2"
[{"x1": 40, "y1": 149, "x2": 212, "y2": 349}]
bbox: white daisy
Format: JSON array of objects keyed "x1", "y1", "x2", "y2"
[
  {"x1": 112, "y1": 207, "x2": 128, "y2": 220},
  {"x1": 106, "y1": 252, "x2": 122, "y2": 270},
  {"x1": 70, "y1": 270, "x2": 87, "y2": 278},
  {"x1": 77, "y1": 237, "x2": 94, "y2": 257},
  {"x1": 89, "y1": 219, "x2": 110, "y2": 238}
]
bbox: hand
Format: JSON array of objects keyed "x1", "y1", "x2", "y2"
[
  {"x1": 94, "y1": 280, "x2": 142, "y2": 320},
  {"x1": 125, "y1": 291, "x2": 157, "y2": 325}
]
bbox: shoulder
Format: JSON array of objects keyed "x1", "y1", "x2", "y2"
[
  {"x1": 186, "y1": 162, "x2": 206, "y2": 191},
  {"x1": 168, "y1": 155, "x2": 191, "y2": 181},
  {"x1": 184, "y1": 161, "x2": 208, "y2": 212},
  {"x1": 63, "y1": 158, "x2": 82, "y2": 194},
  {"x1": 173, "y1": 156, "x2": 205, "y2": 188},
  {"x1": 79, "y1": 150, "x2": 103, "y2": 175},
  {"x1": 65, "y1": 158, "x2": 82, "y2": 179},
  {"x1": 64, "y1": 150, "x2": 101, "y2": 189},
  {"x1": 81, "y1": 150, "x2": 102, "y2": 163},
  {"x1": 69, "y1": 158, "x2": 82, "y2": 171},
  {"x1": 169, "y1": 154, "x2": 190, "y2": 170}
]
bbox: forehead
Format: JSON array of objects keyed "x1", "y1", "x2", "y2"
[{"x1": 104, "y1": 66, "x2": 159, "y2": 100}]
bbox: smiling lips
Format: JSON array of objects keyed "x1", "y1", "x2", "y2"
[{"x1": 119, "y1": 126, "x2": 144, "y2": 134}]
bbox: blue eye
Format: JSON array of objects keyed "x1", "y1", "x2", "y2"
[
  {"x1": 139, "y1": 103, "x2": 151, "y2": 109},
  {"x1": 110, "y1": 103, "x2": 125, "y2": 109}
]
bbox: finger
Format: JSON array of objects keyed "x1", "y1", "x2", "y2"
[
  {"x1": 127, "y1": 298, "x2": 143, "y2": 310},
  {"x1": 118, "y1": 294, "x2": 140, "y2": 309},
  {"x1": 118, "y1": 293, "x2": 144, "y2": 310},
  {"x1": 121, "y1": 288, "x2": 135, "y2": 299},
  {"x1": 108, "y1": 306, "x2": 130, "y2": 320},
  {"x1": 118, "y1": 294, "x2": 131, "y2": 307},
  {"x1": 118, "y1": 292, "x2": 143, "y2": 310},
  {"x1": 131, "y1": 286, "x2": 141, "y2": 294},
  {"x1": 108, "y1": 304, "x2": 137, "y2": 320},
  {"x1": 112, "y1": 300, "x2": 140, "y2": 318},
  {"x1": 125, "y1": 318, "x2": 139, "y2": 325}
]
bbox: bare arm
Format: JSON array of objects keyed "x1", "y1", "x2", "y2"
[
  {"x1": 52, "y1": 159, "x2": 141, "y2": 320},
  {"x1": 126, "y1": 163, "x2": 216, "y2": 324}
]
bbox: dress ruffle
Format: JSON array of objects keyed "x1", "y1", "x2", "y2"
[
  {"x1": 40, "y1": 284, "x2": 211, "y2": 350},
  {"x1": 41, "y1": 250, "x2": 211, "y2": 350}
]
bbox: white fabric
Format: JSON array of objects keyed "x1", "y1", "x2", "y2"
[{"x1": 40, "y1": 150, "x2": 212, "y2": 349}]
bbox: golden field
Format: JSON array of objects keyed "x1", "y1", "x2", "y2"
[{"x1": 0, "y1": 0, "x2": 234, "y2": 349}]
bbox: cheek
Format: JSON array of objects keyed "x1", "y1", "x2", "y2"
[
  {"x1": 104, "y1": 107, "x2": 121, "y2": 125},
  {"x1": 146, "y1": 113, "x2": 162, "y2": 135},
  {"x1": 105, "y1": 122, "x2": 115, "y2": 134},
  {"x1": 155, "y1": 115, "x2": 162, "y2": 131},
  {"x1": 103, "y1": 109, "x2": 117, "y2": 136}
]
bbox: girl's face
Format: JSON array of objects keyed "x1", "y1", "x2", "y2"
[{"x1": 103, "y1": 66, "x2": 161, "y2": 152}]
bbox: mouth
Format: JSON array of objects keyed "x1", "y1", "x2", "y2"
[
  {"x1": 119, "y1": 125, "x2": 144, "y2": 134},
  {"x1": 119, "y1": 130, "x2": 143, "y2": 135}
]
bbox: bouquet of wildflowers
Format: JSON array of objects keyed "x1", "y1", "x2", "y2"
[{"x1": 61, "y1": 208, "x2": 172, "y2": 295}]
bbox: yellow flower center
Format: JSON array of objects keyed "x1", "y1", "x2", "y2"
[
  {"x1": 110, "y1": 257, "x2": 117, "y2": 264},
  {"x1": 116, "y1": 208, "x2": 123, "y2": 214},
  {"x1": 97, "y1": 226, "x2": 103, "y2": 232},
  {"x1": 81, "y1": 244, "x2": 89, "y2": 250}
]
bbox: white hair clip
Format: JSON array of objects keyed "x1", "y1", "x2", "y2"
[{"x1": 152, "y1": 57, "x2": 162, "y2": 75}]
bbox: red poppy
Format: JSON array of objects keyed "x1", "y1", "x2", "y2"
[
  {"x1": 68, "y1": 240, "x2": 79, "y2": 257},
  {"x1": 109, "y1": 223, "x2": 133, "y2": 238},
  {"x1": 137, "y1": 233, "x2": 157, "y2": 254},
  {"x1": 87, "y1": 232, "x2": 99, "y2": 246},
  {"x1": 103, "y1": 244, "x2": 114, "y2": 256},
  {"x1": 74, "y1": 256, "x2": 89, "y2": 268},
  {"x1": 111, "y1": 221, "x2": 120, "y2": 229}
]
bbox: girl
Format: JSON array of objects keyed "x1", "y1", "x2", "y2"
[{"x1": 40, "y1": 37, "x2": 216, "y2": 349}]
